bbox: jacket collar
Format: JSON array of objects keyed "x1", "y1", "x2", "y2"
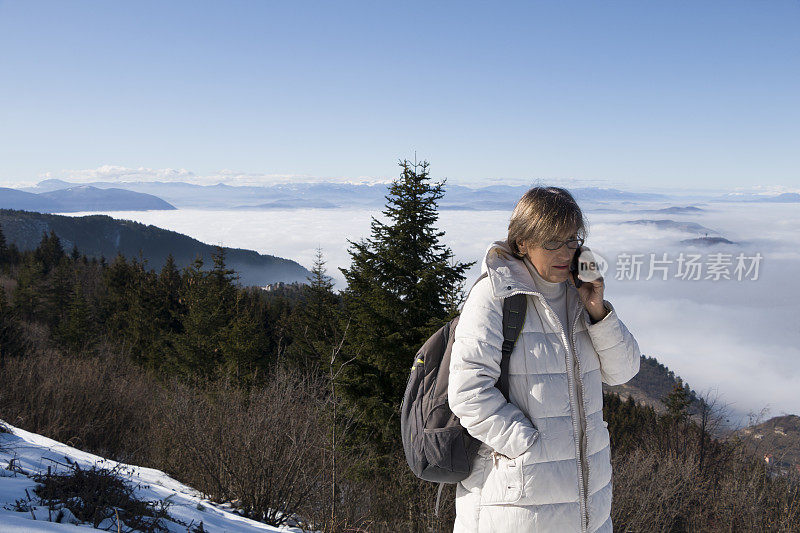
[{"x1": 480, "y1": 240, "x2": 583, "y2": 318}]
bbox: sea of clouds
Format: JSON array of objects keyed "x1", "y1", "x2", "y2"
[{"x1": 63, "y1": 202, "x2": 800, "y2": 426}]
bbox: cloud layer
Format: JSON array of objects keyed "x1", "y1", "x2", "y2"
[{"x1": 61, "y1": 201, "x2": 800, "y2": 424}]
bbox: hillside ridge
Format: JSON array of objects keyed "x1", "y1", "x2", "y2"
[{"x1": 0, "y1": 209, "x2": 310, "y2": 286}]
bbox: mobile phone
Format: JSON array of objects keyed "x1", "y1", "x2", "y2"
[
  {"x1": 570, "y1": 246, "x2": 583, "y2": 288},
  {"x1": 571, "y1": 246, "x2": 605, "y2": 287},
  {"x1": 569, "y1": 246, "x2": 591, "y2": 288}
]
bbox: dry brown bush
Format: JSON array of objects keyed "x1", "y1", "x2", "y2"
[
  {"x1": 0, "y1": 340, "x2": 160, "y2": 462},
  {"x1": 0, "y1": 339, "x2": 371, "y2": 531},
  {"x1": 155, "y1": 368, "x2": 332, "y2": 528},
  {"x1": 353, "y1": 450, "x2": 456, "y2": 532},
  {"x1": 610, "y1": 417, "x2": 800, "y2": 532}
]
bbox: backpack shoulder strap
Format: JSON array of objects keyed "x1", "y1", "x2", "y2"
[{"x1": 498, "y1": 292, "x2": 527, "y2": 402}]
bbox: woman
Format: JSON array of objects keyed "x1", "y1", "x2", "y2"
[{"x1": 448, "y1": 186, "x2": 640, "y2": 532}]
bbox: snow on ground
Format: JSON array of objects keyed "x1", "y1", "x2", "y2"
[{"x1": 0, "y1": 421, "x2": 306, "y2": 532}]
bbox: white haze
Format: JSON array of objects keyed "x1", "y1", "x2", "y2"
[{"x1": 61, "y1": 202, "x2": 800, "y2": 426}]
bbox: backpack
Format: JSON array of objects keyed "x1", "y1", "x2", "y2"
[{"x1": 400, "y1": 273, "x2": 528, "y2": 486}]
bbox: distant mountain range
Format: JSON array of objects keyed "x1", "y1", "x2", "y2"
[
  {"x1": 0, "y1": 209, "x2": 310, "y2": 286},
  {"x1": 0, "y1": 185, "x2": 175, "y2": 212},
  {"x1": 11, "y1": 179, "x2": 672, "y2": 211},
  {"x1": 5, "y1": 179, "x2": 797, "y2": 213},
  {"x1": 718, "y1": 192, "x2": 800, "y2": 203}
]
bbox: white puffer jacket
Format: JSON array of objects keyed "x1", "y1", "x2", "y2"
[{"x1": 448, "y1": 240, "x2": 641, "y2": 532}]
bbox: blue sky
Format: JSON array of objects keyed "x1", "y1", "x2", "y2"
[{"x1": 1, "y1": 0, "x2": 798, "y2": 189}]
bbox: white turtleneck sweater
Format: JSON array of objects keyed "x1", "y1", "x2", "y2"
[
  {"x1": 522, "y1": 257, "x2": 570, "y2": 335},
  {"x1": 522, "y1": 257, "x2": 589, "y2": 501}
]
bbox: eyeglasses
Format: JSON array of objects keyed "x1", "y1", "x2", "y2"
[{"x1": 542, "y1": 238, "x2": 584, "y2": 251}]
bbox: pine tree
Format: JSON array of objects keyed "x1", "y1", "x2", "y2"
[
  {"x1": 102, "y1": 254, "x2": 137, "y2": 335},
  {"x1": 56, "y1": 284, "x2": 93, "y2": 353},
  {"x1": 13, "y1": 233, "x2": 71, "y2": 326},
  {"x1": 339, "y1": 158, "x2": 473, "y2": 449},
  {"x1": 285, "y1": 247, "x2": 343, "y2": 371},
  {"x1": 210, "y1": 245, "x2": 239, "y2": 291},
  {"x1": 34, "y1": 230, "x2": 65, "y2": 274},
  {"x1": 172, "y1": 247, "x2": 265, "y2": 377},
  {"x1": 219, "y1": 289, "x2": 270, "y2": 380},
  {"x1": 158, "y1": 253, "x2": 184, "y2": 335},
  {"x1": 664, "y1": 378, "x2": 692, "y2": 422}
]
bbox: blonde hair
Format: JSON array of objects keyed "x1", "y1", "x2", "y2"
[{"x1": 507, "y1": 186, "x2": 587, "y2": 258}]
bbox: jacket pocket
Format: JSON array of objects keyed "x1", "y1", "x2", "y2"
[{"x1": 478, "y1": 452, "x2": 525, "y2": 505}]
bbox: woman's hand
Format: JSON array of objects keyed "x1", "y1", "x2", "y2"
[{"x1": 569, "y1": 271, "x2": 608, "y2": 323}]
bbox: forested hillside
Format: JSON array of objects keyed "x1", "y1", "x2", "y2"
[
  {"x1": 604, "y1": 355, "x2": 704, "y2": 415},
  {"x1": 0, "y1": 208, "x2": 309, "y2": 286}
]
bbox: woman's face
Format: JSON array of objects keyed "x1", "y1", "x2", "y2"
[{"x1": 520, "y1": 230, "x2": 578, "y2": 283}]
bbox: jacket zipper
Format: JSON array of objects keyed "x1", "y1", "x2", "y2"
[
  {"x1": 571, "y1": 302, "x2": 590, "y2": 532},
  {"x1": 500, "y1": 288, "x2": 589, "y2": 533}
]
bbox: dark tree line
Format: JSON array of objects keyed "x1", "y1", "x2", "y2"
[{"x1": 1, "y1": 227, "x2": 277, "y2": 379}]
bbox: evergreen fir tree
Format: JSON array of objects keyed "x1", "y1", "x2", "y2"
[
  {"x1": 339, "y1": 158, "x2": 473, "y2": 449},
  {"x1": 47, "y1": 259, "x2": 75, "y2": 327},
  {"x1": 664, "y1": 378, "x2": 692, "y2": 422},
  {"x1": 12, "y1": 234, "x2": 71, "y2": 326},
  {"x1": 11, "y1": 256, "x2": 47, "y2": 321},
  {"x1": 210, "y1": 245, "x2": 239, "y2": 290},
  {"x1": 172, "y1": 247, "x2": 261, "y2": 377},
  {"x1": 126, "y1": 259, "x2": 163, "y2": 365},
  {"x1": 34, "y1": 230, "x2": 65, "y2": 274},
  {"x1": 56, "y1": 284, "x2": 93, "y2": 353},
  {"x1": 219, "y1": 289, "x2": 270, "y2": 380},
  {"x1": 284, "y1": 247, "x2": 343, "y2": 371},
  {"x1": 102, "y1": 254, "x2": 136, "y2": 335},
  {"x1": 158, "y1": 253, "x2": 184, "y2": 335}
]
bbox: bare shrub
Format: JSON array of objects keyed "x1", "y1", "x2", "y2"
[
  {"x1": 610, "y1": 401, "x2": 800, "y2": 532},
  {"x1": 366, "y1": 450, "x2": 456, "y2": 532},
  {"x1": 0, "y1": 335, "x2": 368, "y2": 530},
  {"x1": 0, "y1": 339, "x2": 161, "y2": 462},
  {"x1": 157, "y1": 366, "x2": 330, "y2": 528},
  {"x1": 33, "y1": 462, "x2": 173, "y2": 532}
]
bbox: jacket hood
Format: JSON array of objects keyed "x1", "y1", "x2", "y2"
[{"x1": 480, "y1": 239, "x2": 581, "y2": 304}]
